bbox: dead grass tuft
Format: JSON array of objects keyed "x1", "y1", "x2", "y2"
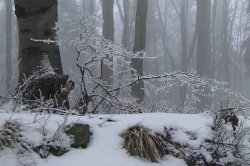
[{"x1": 122, "y1": 125, "x2": 168, "y2": 163}]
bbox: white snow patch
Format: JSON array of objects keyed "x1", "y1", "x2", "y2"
[{"x1": 0, "y1": 112, "x2": 214, "y2": 166}]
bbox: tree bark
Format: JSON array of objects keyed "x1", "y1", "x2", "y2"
[
  {"x1": 89, "y1": 0, "x2": 95, "y2": 34},
  {"x1": 196, "y1": 0, "x2": 213, "y2": 109},
  {"x1": 221, "y1": 0, "x2": 230, "y2": 86},
  {"x1": 122, "y1": 0, "x2": 130, "y2": 49},
  {"x1": 102, "y1": 0, "x2": 114, "y2": 87},
  {"x1": 14, "y1": 0, "x2": 63, "y2": 82},
  {"x1": 156, "y1": 0, "x2": 176, "y2": 71},
  {"x1": 179, "y1": 1, "x2": 188, "y2": 108},
  {"x1": 131, "y1": 0, "x2": 148, "y2": 103},
  {"x1": 244, "y1": 0, "x2": 250, "y2": 77},
  {"x1": 5, "y1": 0, "x2": 13, "y2": 91}
]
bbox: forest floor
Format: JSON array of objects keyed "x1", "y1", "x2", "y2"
[{"x1": 0, "y1": 105, "x2": 249, "y2": 166}]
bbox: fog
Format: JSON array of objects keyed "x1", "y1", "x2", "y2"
[{"x1": 1, "y1": 0, "x2": 250, "y2": 112}]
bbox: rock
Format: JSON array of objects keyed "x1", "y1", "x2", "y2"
[{"x1": 65, "y1": 123, "x2": 91, "y2": 148}]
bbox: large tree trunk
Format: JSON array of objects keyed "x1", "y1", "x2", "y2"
[
  {"x1": 14, "y1": 0, "x2": 70, "y2": 109},
  {"x1": 102, "y1": 0, "x2": 114, "y2": 87},
  {"x1": 131, "y1": 0, "x2": 148, "y2": 103},
  {"x1": 14, "y1": 0, "x2": 63, "y2": 82},
  {"x1": 196, "y1": 0, "x2": 213, "y2": 109},
  {"x1": 5, "y1": 0, "x2": 13, "y2": 91}
]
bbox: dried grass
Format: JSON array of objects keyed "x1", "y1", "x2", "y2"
[
  {"x1": 0, "y1": 120, "x2": 21, "y2": 149},
  {"x1": 122, "y1": 125, "x2": 168, "y2": 163}
]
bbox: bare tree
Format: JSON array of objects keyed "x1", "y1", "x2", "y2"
[
  {"x1": 179, "y1": 0, "x2": 188, "y2": 108},
  {"x1": 196, "y1": 0, "x2": 213, "y2": 109},
  {"x1": 89, "y1": 0, "x2": 96, "y2": 34},
  {"x1": 102, "y1": 0, "x2": 114, "y2": 87},
  {"x1": 82, "y1": 0, "x2": 96, "y2": 34},
  {"x1": 5, "y1": 0, "x2": 13, "y2": 91},
  {"x1": 156, "y1": 0, "x2": 176, "y2": 71},
  {"x1": 122, "y1": 0, "x2": 130, "y2": 49},
  {"x1": 131, "y1": 0, "x2": 148, "y2": 103},
  {"x1": 116, "y1": 0, "x2": 136, "y2": 50},
  {"x1": 243, "y1": 0, "x2": 250, "y2": 77},
  {"x1": 221, "y1": 0, "x2": 230, "y2": 86}
]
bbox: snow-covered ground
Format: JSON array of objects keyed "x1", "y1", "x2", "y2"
[{"x1": 0, "y1": 112, "x2": 216, "y2": 166}]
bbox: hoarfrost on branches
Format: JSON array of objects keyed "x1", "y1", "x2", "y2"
[{"x1": 68, "y1": 16, "x2": 250, "y2": 114}]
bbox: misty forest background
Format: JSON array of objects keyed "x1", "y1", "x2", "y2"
[{"x1": 1, "y1": 0, "x2": 250, "y2": 114}]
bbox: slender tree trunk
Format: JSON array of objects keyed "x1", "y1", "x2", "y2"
[
  {"x1": 222, "y1": 0, "x2": 230, "y2": 87},
  {"x1": 179, "y1": 1, "x2": 188, "y2": 108},
  {"x1": 145, "y1": 0, "x2": 158, "y2": 75},
  {"x1": 5, "y1": 0, "x2": 13, "y2": 91},
  {"x1": 156, "y1": 0, "x2": 176, "y2": 71},
  {"x1": 0, "y1": 6, "x2": 4, "y2": 63},
  {"x1": 244, "y1": 0, "x2": 250, "y2": 77},
  {"x1": 234, "y1": 1, "x2": 243, "y2": 91},
  {"x1": 211, "y1": 0, "x2": 217, "y2": 78},
  {"x1": 122, "y1": 0, "x2": 130, "y2": 49},
  {"x1": 102, "y1": 0, "x2": 114, "y2": 87},
  {"x1": 116, "y1": 0, "x2": 131, "y2": 96},
  {"x1": 83, "y1": 0, "x2": 88, "y2": 16},
  {"x1": 89, "y1": 0, "x2": 95, "y2": 34},
  {"x1": 14, "y1": 0, "x2": 63, "y2": 82},
  {"x1": 228, "y1": 0, "x2": 238, "y2": 90},
  {"x1": 196, "y1": 0, "x2": 213, "y2": 109},
  {"x1": 83, "y1": 0, "x2": 95, "y2": 34},
  {"x1": 131, "y1": 0, "x2": 148, "y2": 103},
  {"x1": 102, "y1": 0, "x2": 114, "y2": 42}
]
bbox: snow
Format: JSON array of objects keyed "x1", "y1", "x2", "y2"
[{"x1": 0, "y1": 111, "x2": 215, "y2": 166}]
